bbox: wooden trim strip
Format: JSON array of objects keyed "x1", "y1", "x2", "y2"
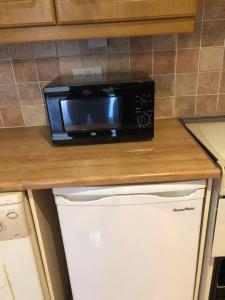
[{"x1": 0, "y1": 17, "x2": 195, "y2": 43}]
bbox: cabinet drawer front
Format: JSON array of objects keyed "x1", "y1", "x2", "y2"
[
  {"x1": 0, "y1": 0, "x2": 55, "y2": 28},
  {"x1": 212, "y1": 198, "x2": 225, "y2": 257},
  {"x1": 55, "y1": 0, "x2": 197, "y2": 24}
]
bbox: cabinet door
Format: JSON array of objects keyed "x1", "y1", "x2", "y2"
[
  {"x1": 55, "y1": 0, "x2": 196, "y2": 24},
  {"x1": 0, "y1": 0, "x2": 55, "y2": 28}
]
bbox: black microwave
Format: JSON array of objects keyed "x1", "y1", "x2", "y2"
[{"x1": 44, "y1": 73, "x2": 155, "y2": 145}]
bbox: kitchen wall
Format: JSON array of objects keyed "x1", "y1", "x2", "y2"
[{"x1": 0, "y1": 0, "x2": 224, "y2": 127}]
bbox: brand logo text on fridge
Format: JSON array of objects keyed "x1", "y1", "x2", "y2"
[{"x1": 173, "y1": 207, "x2": 195, "y2": 213}]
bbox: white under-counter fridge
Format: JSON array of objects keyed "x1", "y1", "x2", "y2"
[{"x1": 54, "y1": 180, "x2": 206, "y2": 300}]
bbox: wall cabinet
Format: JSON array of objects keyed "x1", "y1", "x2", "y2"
[
  {"x1": 0, "y1": 0, "x2": 197, "y2": 43},
  {"x1": 0, "y1": 0, "x2": 55, "y2": 28}
]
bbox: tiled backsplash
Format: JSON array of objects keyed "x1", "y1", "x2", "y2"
[{"x1": 0, "y1": 0, "x2": 224, "y2": 127}]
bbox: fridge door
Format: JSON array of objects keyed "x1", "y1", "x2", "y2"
[{"x1": 56, "y1": 192, "x2": 204, "y2": 300}]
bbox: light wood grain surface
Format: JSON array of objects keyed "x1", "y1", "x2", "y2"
[
  {"x1": 0, "y1": 0, "x2": 55, "y2": 28},
  {"x1": 55, "y1": 0, "x2": 196, "y2": 24},
  {"x1": 0, "y1": 119, "x2": 219, "y2": 192},
  {"x1": 0, "y1": 18, "x2": 194, "y2": 44}
]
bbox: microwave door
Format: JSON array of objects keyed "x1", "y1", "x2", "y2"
[{"x1": 60, "y1": 97, "x2": 121, "y2": 132}]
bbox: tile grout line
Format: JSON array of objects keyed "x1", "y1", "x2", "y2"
[
  {"x1": 6, "y1": 43, "x2": 24, "y2": 126},
  {"x1": 128, "y1": 38, "x2": 131, "y2": 73},
  {"x1": 33, "y1": 46, "x2": 46, "y2": 110},
  {"x1": 172, "y1": 34, "x2": 178, "y2": 117},
  {"x1": 151, "y1": 37, "x2": 153, "y2": 77},
  {"x1": 216, "y1": 39, "x2": 225, "y2": 113},
  {"x1": 194, "y1": 1, "x2": 205, "y2": 117}
]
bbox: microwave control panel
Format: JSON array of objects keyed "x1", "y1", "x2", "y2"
[{"x1": 136, "y1": 93, "x2": 153, "y2": 128}]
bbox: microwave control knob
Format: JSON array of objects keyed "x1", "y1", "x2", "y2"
[{"x1": 137, "y1": 113, "x2": 151, "y2": 128}]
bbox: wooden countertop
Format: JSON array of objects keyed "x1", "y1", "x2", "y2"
[{"x1": 0, "y1": 119, "x2": 220, "y2": 192}]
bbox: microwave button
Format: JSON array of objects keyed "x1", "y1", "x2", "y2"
[{"x1": 136, "y1": 94, "x2": 152, "y2": 108}]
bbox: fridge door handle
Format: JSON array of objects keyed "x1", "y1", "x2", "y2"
[{"x1": 56, "y1": 188, "x2": 205, "y2": 206}]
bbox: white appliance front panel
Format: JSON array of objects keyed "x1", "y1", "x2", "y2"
[
  {"x1": 0, "y1": 262, "x2": 14, "y2": 300},
  {"x1": 0, "y1": 200, "x2": 30, "y2": 241},
  {"x1": 0, "y1": 237, "x2": 44, "y2": 300},
  {"x1": 57, "y1": 195, "x2": 203, "y2": 300}
]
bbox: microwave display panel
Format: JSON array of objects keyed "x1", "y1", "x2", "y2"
[{"x1": 60, "y1": 97, "x2": 120, "y2": 132}]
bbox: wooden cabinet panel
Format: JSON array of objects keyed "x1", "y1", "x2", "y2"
[
  {"x1": 55, "y1": 0, "x2": 196, "y2": 24},
  {"x1": 0, "y1": 0, "x2": 55, "y2": 28}
]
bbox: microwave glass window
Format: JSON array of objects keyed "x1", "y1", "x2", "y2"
[{"x1": 60, "y1": 97, "x2": 120, "y2": 131}]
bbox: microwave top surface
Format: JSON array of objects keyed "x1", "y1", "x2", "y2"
[{"x1": 44, "y1": 72, "x2": 154, "y2": 93}]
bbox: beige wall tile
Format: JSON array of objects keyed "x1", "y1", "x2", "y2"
[
  {"x1": 1, "y1": 106, "x2": 24, "y2": 127},
  {"x1": 107, "y1": 53, "x2": 129, "y2": 73},
  {"x1": 13, "y1": 59, "x2": 38, "y2": 82},
  {"x1": 220, "y1": 71, "x2": 225, "y2": 93},
  {"x1": 177, "y1": 22, "x2": 201, "y2": 49},
  {"x1": 153, "y1": 50, "x2": 176, "y2": 74},
  {"x1": 217, "y1": 94, "x2": 225, "y2": 114},
  {"x1": 196, "y1": 95, "x2": 217, "y2": 116},
  {"x1": 107, "y1": 38, "x2": 129, "y2": 53},
  {"x1": 59, "y1": 56, "x2": 82, "y2": 76},
  {"x1": 130, "y1": 36, "x2": 152, "y2": 52},
  {"x1": 130, "y1": 52, "x2": 152, "y2": 75},
  {"x1": 198, "y1": 72, "x2": 220, "y2": 94},
  {"x1": 204, "y1": 0, "x2": 225, "y2": 20},
  {"x1": 175, "y1": 73, "x2": 197, "y2": 96},
  {"x1": 174, "y1": 96, "x2": 196, "y2": 117},
  {"x1": 82, "y1": 54, "x2": 107, "y2": 73},
  {"x1": 202, "y1": 21, "x2": 225, "y2": 47},
  {"x1": 33, "y1": 42, "x2": 57, "y2": 58},
  {"x1": 223, "y1": 49, "x2": 225, "y2": 70},
  {"x1": 0, "y1": 85, "x2": 19, "y2": 106},
  {"x1": 152, "y1": 35, "x2": 176, "y2": 50},
  {"x1": 21, "y1": 105, "x2": 47, "y2": 126},
  {"x1": 176, "y1": 49, "x2": 199, "y2": 73},
  {"x1": 80, "y1": 39, "x2": 107, "y2": 55},
  {"x1": 8, "y1": 43, "x2": 34, "y2": 58},
  {"x1": 153, "y1": 74, "x2": 175, "y2": 97},
  {"x1": 155, "y1": 97, "x2": 174, "y2": 118},
  {"x1": 0, "y1": 60, "x2": 14, "y2": 84},
  {"x1": 57, "y1": 40, "x2": 81, "y2": 57},
  {"x1": 199, "y1": 47, "x2": 224, "y2": 71},
  {"x1": 17, "y1": 83, "x2": 42, "y2": 105},
  {"x1": 36, "y1": 58, "x2": 59, "y2": 81},
  {"x1": 0, "y1": 45, "x2": 9, "y2": 59}
]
